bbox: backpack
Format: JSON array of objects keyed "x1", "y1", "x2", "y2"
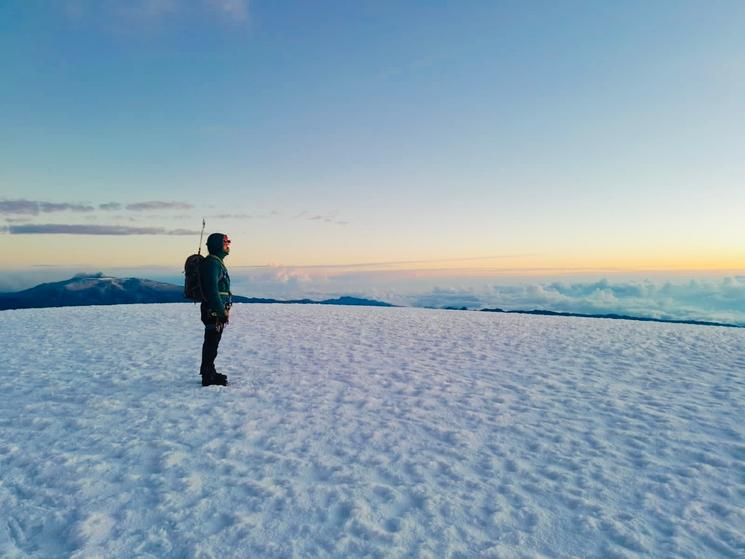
[{"x1": 184, "y1": 253, "x2": 205, "y2": 301}]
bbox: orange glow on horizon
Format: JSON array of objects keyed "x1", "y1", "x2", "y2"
[{"x1": 1, "y1": 234, "x2": 742, "y2": 276}]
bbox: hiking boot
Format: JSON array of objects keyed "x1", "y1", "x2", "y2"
[
  {"x1": 201, "y1": 373, "x2": 228, "y2": 387},
  {"x1": 208, "y1": 365, "x2": 228, "y2": 385}
]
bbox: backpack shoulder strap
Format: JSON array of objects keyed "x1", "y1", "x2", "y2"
[
  {"x1": 205, "y1": 254, "x2": 229, "y2": 288},
  {"x1": 206, "y1": 254, "x2": 226, "y2": 270}
]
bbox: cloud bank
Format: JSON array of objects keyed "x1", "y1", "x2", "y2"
[
  {"x1": 225, "y1": 269, "x2": 745, "y2": 326},
  {"x1": 408, "y1": 278, "x2": 745, "y2": 326}
]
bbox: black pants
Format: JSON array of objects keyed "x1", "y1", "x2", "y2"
[
  {"x1": 200, "y1": 302, "x2": 223, "y2": 375},
  {"x1": 200, "y1": 326, "x2": 222, "y2": 376}
]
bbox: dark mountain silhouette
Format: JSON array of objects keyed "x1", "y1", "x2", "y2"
[
  {"x1": 242, "y1": 296, "x2": 395, "y2": 307},
  {"x1": 0, "y1": 273, "x2": 396, "y2": 311},
  {"x1": 479, "y1": 307, "x2": 740, "y2": 329},
  {"x1": 0, "y1": 273, "x2": 186, "y2": 310}
]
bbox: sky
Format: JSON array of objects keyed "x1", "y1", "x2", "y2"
[{"x1": 1, "y1": 1, "x2": 744, "y2": 319}]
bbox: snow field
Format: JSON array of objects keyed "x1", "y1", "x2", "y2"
[{"x1": 1, "y1": 303, "x2": 744, "y2": 558}]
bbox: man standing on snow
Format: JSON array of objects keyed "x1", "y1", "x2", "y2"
[{"x1": 199, "y1": 232, "x2": 232, "y2": 386}]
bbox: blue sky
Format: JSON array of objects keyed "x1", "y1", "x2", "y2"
[{"x1": 1, "y1": 1, "x2": 744, "y2": 320}]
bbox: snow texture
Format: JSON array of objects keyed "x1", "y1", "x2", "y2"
[{"x1": 1, "y1": 303, "x2": 744, "y2": 558}]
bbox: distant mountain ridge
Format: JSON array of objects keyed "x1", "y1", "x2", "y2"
[
  {"x1": 0, "y1": 273, "x2": 396, "y2": 311},
  {"x1": 480, "y1": 307, "x2": 741, "y2": 329}
]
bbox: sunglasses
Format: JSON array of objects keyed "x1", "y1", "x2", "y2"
[{"x1": 223, "y1": 238, "x2": 231, "y2": 245}]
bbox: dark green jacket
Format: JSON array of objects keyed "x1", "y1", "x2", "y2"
[
  {"x1": 200, "y1": 255, "x2": 231, "y2": 318},
  {"x1": 200, "y1": 233, "x2": 231, "y2": 318}
]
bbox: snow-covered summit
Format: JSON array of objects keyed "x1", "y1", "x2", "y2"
[
  {"x1": 0, "y1": 273, "x2": 186, "y2": 310},
  {"x1": 1, "y1": 304, "x2": 743, "y2": 558}
]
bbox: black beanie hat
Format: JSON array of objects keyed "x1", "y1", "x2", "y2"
[{"x1": 206, "y1": 233, "x2": 227, "y2": 255}]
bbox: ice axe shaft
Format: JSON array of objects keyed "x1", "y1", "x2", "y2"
[{"x1": 197, "y1": 219, "x2": 206, "y2": 255}]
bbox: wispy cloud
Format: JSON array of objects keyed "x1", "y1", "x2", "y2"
[
  {"x1": 208, "y1": 210, "x2": 279, "y2": 220},
  {"x1": 210, "y1": 213, "x2": 254, "y2": 219},
  {"x1": 64, "y1": 0, "x2": 249, "y2": 25},
  {"x1": 40, "y1": 201, "x2": 94, "y2": 213},
  {"x1": 1, "y1": 199, "x2": 197, "y2": 217},
  {"x1": 0, "y1": 199, "x2": 96, "y2": 215},
  {"x1": 295, "y1": 210, "x2": 348, "y2": 226},
  {"x1": 125, "y1": 201, "x2": 194, "y2": 211},
  {"x1": 4, "y1": 224, "x2": 199, "y2": 235},
  {"x1": 246, "y1": 254, "x2": 530, "y2": 271},
  {"x1": 129, "y1": 0, "x2": 177, "y2": 19},
  {"x1": 204, "y1": 0, "x2": 249, "y2": 23}
]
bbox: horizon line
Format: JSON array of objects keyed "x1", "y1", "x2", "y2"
[{"x1": 2, "y1": 262, "x2": 744, "y2": 276}]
